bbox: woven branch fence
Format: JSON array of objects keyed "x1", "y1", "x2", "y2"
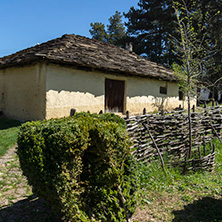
[{"x1": 125, "y1": 106, "x2": 222, "y2": 171}]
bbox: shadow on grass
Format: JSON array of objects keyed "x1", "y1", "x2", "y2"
[
  {"x1": 172, "y1": 196, "x2": 222, "y2": 222},
  {"x1": 0, "y1": 116, "x2": 22, "y2": 130},
  {"x1": 0, "y1": 195, "x2": 62, "y2": 222}
]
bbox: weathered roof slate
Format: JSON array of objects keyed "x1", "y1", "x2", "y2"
[{"x1": 0, "y1": 34, "x2": 177, "y2": 81}]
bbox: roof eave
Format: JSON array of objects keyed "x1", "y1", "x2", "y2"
[{"x1": 0, "y1": 55, "x2": 178, "y2": 82}]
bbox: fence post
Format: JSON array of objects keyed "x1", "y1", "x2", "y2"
[
  {"x1": 126, "y1": 110, "x2": 129, "y2": 119},
  {"x1": 212, "y1": 143, "x2": 216, "y2": 153},
  {"x1": 203, "y1": 137, "x2": 206, "y2": 156},
  {"x1": 198, "y1": 145, "x2": 201, "y2": 159},
  {"x1": 161, "y1": 109, "x2": 164, "y2": 117},
  {"x1": 179, "y1": 104, "x2": 182, "y2": 114},
  {"x1": 143, "y1": 108, "x2": 146, "y2": 115},
  {"x1": 70, "y1": 108, "x2": 76, "y2": 116},
  {"x1": 142, "y1": 121, "x2": 166, "y2": 174}
]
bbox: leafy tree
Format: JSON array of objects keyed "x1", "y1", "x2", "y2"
[
  {"x1": 171, "y1": 0, "x2": 217, "y2": 159},
  {"x1": 175, "y1": 0, "x2": 222, "y2": 100},
  {"x1": 89, "y1": 11, "x2": 127, "y2": 47}
]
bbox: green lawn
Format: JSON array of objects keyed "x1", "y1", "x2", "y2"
[{"x1": 0, "y1": 116, "x2": 21, "y2": 157}]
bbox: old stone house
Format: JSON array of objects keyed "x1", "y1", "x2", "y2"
[{"x1": 0, "y1": 34, "x2": 190, "y2": 121}]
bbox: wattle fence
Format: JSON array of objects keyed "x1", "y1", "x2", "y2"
[{"x1": 125, "y1": 106, "x2": 222, "y2": 171}]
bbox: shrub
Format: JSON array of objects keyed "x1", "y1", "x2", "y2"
[
  {"x1": 17, "y1": 113, "x2": 137, "y2": 221},
  {"x1": 73, "y1": 112, "x2": 127, "y2": 128}
]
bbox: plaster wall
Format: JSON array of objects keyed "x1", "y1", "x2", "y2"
[
  {"x1": 0, "y1": 64, "x2": 46, "y2": 120},
  {"x1": 45, "y1": 64, "x2": 193, "y2": 119},
  {"x1": 126, "y1": 78, "x2": 195, "y2": 114},
  {"x1": 46, "y1": 65, "x2": 104, "y2": 119}
]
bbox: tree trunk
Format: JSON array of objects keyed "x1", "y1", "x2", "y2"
[{"x1": 187, "y1": 72, "x2": 192, "y2": 159}]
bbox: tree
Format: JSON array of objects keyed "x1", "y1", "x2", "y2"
[
  {"x1": 195, "y1": 0, "x2": 222, "y2": 93},
  {"x1": 171, "y1": 0, "x2": 217, "y2": 159},
  {"x1": 124, "y1": 0, "x2": 222, "y2": 74},
  {"x1": 89, "y1": 11, "x2": 127, "y2": 47},
  {"x1": 176, "y1": 0, "x2": 222, "y2": 101},
  {"x1": 89, "y1": 22, "x2": 108, "y2": 42},
  {"x1": 107, "y1": 11, "x2": 127, "y2": 46},
  {"x1": 124, "y1": 0, "x2": 178, "y2": 66}
]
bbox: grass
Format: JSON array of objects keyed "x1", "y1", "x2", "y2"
[
  {"x1": 197, "y1": 100, "x2": 222, "y2": 108},
  {"x1": 0, "y1": 116, "x2": 21, "y2": 157},
  {"x1": 132, "y1": 139, "x2": 222, "y2": 221}
]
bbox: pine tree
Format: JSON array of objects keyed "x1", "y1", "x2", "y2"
[
  {"x1": 124, "y1": 0, "x2": 221, "y2": 72},
  {"x1": 124, "y1": 0, "x2": 178, "y2": 66},
  {"x1": 89, "y1": 22, "x2": 108, "y2": 42},
  {"x1": 197, "y1": 0, "x2": 222, "y2": 86},
  {"x1": 89, "y1": 11, "x2": 126, "y2": 47},
  {"x1": 107, "y1": 11, "x2": 127, "y2": 46}
]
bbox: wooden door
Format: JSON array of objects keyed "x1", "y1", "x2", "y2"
[{"x1": 105, "y1": 79, "x2": 125, "y2": 113}]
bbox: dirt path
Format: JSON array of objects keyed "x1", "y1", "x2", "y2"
[
  {"x1": 0, "y1": 146, "x2": 32, "y2": 207},
  {"x1": 0, "y1": 146, "x2": 60, "y2": 222}
]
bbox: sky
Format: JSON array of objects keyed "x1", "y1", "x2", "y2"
[{"x1": 0, "y1": 0, "x2": 139, "y2": 57}]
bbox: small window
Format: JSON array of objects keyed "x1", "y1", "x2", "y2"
[{"x1": 160, "y1": 86, "x2": 167, "y2": 95}]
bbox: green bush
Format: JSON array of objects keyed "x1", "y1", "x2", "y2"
[
  {"x1": 17, "y1": 113, "x2": 137, "y2": 221},
  {"x1": 73, "y1": 112, "x2": 127, "y2": 128}
]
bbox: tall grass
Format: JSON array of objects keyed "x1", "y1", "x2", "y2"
[
  {"x1": 135, "y1": 139, "x2": 222, "y2": 196},
  {"x1": 131, "y1": 140, "x2": 222, "y2": 220}
]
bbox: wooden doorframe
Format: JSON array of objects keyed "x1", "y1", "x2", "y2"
[{"x1": 105, "y1": 78, "x2": 126, "y2": 113}]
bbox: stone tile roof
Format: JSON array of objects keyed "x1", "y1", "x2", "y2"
[{"x1": 0, "y1": 34, "x2": 177, "y2": 81}]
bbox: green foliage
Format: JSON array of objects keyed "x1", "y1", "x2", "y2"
[
  {"x1": 172, "y1": 62, "x2": 198, "y2": 95},
  {"x1": 89, "y1": 22, "x2": 108, "y2": 42},
  {"x1": 172, "y1": 62, "x2": 187, "y2": 93},
  {"x1": 172, "y1": 0, "x2": 207, "y2": 84},
  {"x1": 107, "y1": 11, "x2": 126, "y2": 46},
  {"x1": 186, "y1": 0, "x2": 222, "y2": 85},
  {"x1": 171, "y1": 0, "x2": 221, "y2": 89},
  {"x1": 124, "y1": 0, "x2": 178, "y2": 66},
  {"x1": 89, "y1": 11, "x2": 127, "y2": 47},
  {"x1": 17, "y1": 113, "x2": 136, "y2": 221},
  {"x1": 124, "y1": 0, "x2": 222, "y2": 79},
  {"x1": 73, "y1": 112, "x2": 127, "y2": 128},
  {"x1": 171, "y1": 0, "x2": 216, "y2": 158}
]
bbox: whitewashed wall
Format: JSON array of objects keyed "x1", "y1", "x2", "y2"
[
  {"x1": 45, "y1": 64, "x2": 191, "y2": 119},
  {"x1": 0, "y1": 64, "x2": 46, "y2": 121}
]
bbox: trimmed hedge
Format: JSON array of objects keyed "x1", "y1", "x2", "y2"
[{"x1": 17, "y1": 113, "x2": 137, "y2": 221}]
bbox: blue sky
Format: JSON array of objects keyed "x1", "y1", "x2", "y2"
[{"x1": 0, "y1": 0, "x2": 139, "y2": 57}]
